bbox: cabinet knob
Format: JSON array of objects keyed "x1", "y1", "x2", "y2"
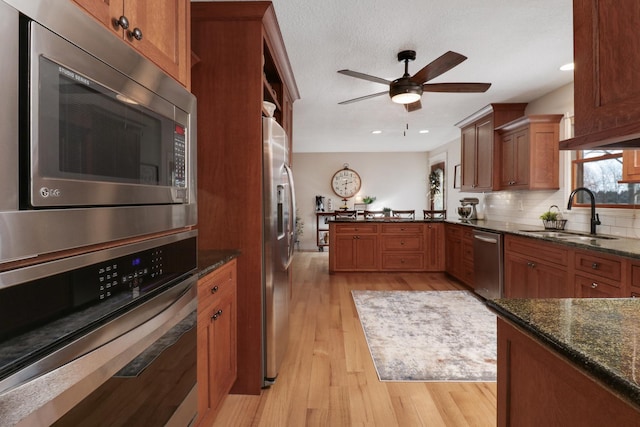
[
  {"x1": 592, "y1": 262, "x2": 599, "y2": 269},
  {"x1": 114, "y1": 15, "x2": 129, "y2": 30},
  {"x1": 210, "y1": 285, "x2": 219, "y2": 294},
  {"x1": 212, "y1": 309, "x2": 223, "y2": 320},
  {"x1": 400, "y1": 240, "x2": 405, "y2": 245},
  {"x1": 128, "y1": 27, "x2": 143, "y2": 41},
  {"x1": 527, "y1": 261, "x2": 536, "y2": 268},
  {"x1": 591, "y1": 282, "x2": 598, "y2": 289}
]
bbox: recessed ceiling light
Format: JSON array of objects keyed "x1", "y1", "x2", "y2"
[
  {"x1": 560, "y1": 63, "x2": 574, "y2": 71},
  {"x1": 371, "y1": 130, "x2": 382, "y2": 134},
  {"x1": 419, "y1": 129, "x2": 429, "y2": 134}
]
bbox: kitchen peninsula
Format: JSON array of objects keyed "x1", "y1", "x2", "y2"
[{"x1": 328, "y1": 218, "x2": 445, "y2": 273}]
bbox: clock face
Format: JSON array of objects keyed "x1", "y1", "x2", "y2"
[{"x1": 331, "y1": 168, "x2": 362, "y2": 198}]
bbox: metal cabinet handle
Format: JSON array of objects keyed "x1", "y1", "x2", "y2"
[
  {"x1": 212, "y1": 309, "x2": 223, "y2": 320},
  {"x1": 114, "y1": 15, "x2": 129, "y2": 29},
  {"x1": 591, "y1": 282, "x2": 598, "y2": 289},
  {"x1": 128, "y1": 27, "x2": 143, "y2": 41},
  {"x1": 210, "y1": 285, "x2": 219, "y2": 294},
  {"x1": 400, "y1": 240, "x2": 405, "y2": 245},
  {"x1": 592, "y1": 262, "x2": 599, "y2": 269},
  {"x1": 527, "y1": 261, "x2": 536, "y2": 268}
]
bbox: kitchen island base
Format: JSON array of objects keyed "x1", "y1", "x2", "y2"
[{"x1": 497, "y1": 318, "x2": 640, "y2": 426}]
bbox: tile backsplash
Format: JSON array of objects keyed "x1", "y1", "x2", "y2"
[{"x1": 469, "y1": 190, "x2": 640, "y2": 239}]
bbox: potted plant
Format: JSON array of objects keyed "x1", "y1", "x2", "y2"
[
  {"x1": 362, "y1": 196, "x2": 376, "y2": 205},
  {"x1": 383, "y1": 207, "x2": 391, "y2": 217}
]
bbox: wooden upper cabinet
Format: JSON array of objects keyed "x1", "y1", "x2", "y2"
[
  {"x1": 561, "y1": 0, "x2": 640, "y2": 149},
  {"x1": 457, "y1": 103, "x2": 527, "y2": 192},
  {"x1": 620, "y1": 150, "x2": 640, "y2": 182},
  {"x1": 71, "y1": 0, "x2": 190, "y2": 88},
  {"x1": 497, "y1": 115, "x2": 563, "y2": 190}
]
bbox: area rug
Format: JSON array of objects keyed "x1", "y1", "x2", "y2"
[{"x1": 351, "y1": 290, "x2": 497, "y2": 382}]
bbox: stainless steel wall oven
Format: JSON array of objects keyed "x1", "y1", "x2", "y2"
[
  {"x1": 0, "y1": 0, "x2": 197, "y2": 265},
  {"x1": 0, "y1": 230, "x2": 198, "y2": 426}
]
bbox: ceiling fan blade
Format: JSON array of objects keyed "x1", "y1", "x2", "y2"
[
  {"x1": 404, "y1": 100, "x2": 422, "y2": 112},
  {"x1": 338, "y1": 91, "x2": 388, "y2": 105},
  {"x1": 411, "y1": 51, "x2": 467, "y2": 84},
  {"x1": 337, "y1": 69, "x2": 391, "y2": 86},
  {"x1": 422, "y1": 82, "x2": 491, "y2": 93}
]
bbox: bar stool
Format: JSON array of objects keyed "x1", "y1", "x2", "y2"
[
  {"x1": 423, "y1": 210, "x2": 447, "y2": 220},
  {"x1": 363, "y1": 210, "x2": 385, "y2": 219},
  {"x1": 334, "y1": 210, "x2": 357, "y2": 219},
  {"x1": 392, "y1": 210, "x2": 415, "y2": 219}
]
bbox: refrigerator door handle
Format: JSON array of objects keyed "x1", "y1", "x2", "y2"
[{"x1": 283, "y1": 163, "x2": 296, "y2": 269}]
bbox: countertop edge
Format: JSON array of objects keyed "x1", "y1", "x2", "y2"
[
  {"x1": 486, "y1": 300, "x2": 640, "y2": 409},
  {"x1": 197, "y1": 250, "x2": 241, "y2": 278}
]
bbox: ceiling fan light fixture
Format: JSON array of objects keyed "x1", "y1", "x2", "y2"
[
  {"x1": 389, "y1": 77, "x2": 422, "y2": 104},
  {"x1": 391, "y1": 91, "x2": 421, "y2": 104}
]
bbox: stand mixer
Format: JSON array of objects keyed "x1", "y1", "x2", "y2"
[{"x1": 458, "y1": 197, "x2": 479, "y2": 220}]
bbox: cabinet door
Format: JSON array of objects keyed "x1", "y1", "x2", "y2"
[
  {"x1": 475, "y1": 117, "x2": 495, "y2": 191},
  {"x1": 334, "y1": 235, "x2": 357, "y2": 270},
  {"x1": 461, "y1": 125, "x2": 477, "y2": 190},
  {"x1": 513, "y1": 129, "x2": 530, "y2": 187},
  {"x1": 445, "y1": 226, "x2": 463, "y2": 280},
  {"x1": 72, "y1": 0, "x2": 124, "y2": 36},
  {"x1": 504, "y1": 252, "x2": 535, "y2": 298},
  {"x1": 355, "y1": 235, "x2": 378, "y2": 270},
  {"x1": 535, "y1": 262, "x2": 571, "y2": 298},
  {"x1": 573, "y1": 0, "x2": 640, "y2": 139},
  {"x1": 621, "y1": 150, "x2": 640, "y2": 182},
  {"x1": 124, "y1": 0, "x2": 189, "y2": 86},
  {"x1": 500, "y1": 132, "x2": 516, "y2": 188},
  {"x1": 197, "y1": 289, "x2": 237, "y2": 422},
  {"x1": 424, "y1": 223, "x2": 444, "y2": 271}
]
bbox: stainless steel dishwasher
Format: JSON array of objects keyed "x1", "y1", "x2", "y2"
[{"x1": 473, "y1": 230, "x2": 504, "y2": 299}]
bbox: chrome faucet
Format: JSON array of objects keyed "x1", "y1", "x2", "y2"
[{"x1": 567, "y1": 187, "x2": 601, "y2": 235}]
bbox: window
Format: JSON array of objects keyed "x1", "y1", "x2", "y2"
[{"x1": 572, "y1": 150, "x2": 639, "y2": 207}]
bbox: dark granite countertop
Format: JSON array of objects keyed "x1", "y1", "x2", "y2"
[
  {"x1": 198, "y1": 249, "x2": 241, "y2": 278},
  {"x1": 487, "y1": 298, "x2": 640, "y2": 408},
  {"x1": 449, "y1": 219, "x2": 640, "y2": 260}
]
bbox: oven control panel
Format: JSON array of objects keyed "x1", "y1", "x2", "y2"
[{"x1": 71, "y1": 240, "x2": 192, "y2": 308}]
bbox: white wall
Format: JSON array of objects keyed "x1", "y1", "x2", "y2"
[{"x1": 292, "y1": 152, "x2": 428, "y2": 251}]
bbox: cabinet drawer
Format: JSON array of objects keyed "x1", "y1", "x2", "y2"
[
  {"x1": 381, "y1": 235, "x2": 422, "y2": 251},
  {"x1": 631, "y1": 264, "x2": 640, "y2": 288},
  {"x1": 334, "y1": 223, "x2": 377, "y2": 234},
  {"x1": 381, "y1": 223, "x2": 422, "y2": 234},
  {"x1": 198, "y1": 260, "x2": 236, "y2": 310},
  {"x1": 505, "y1": 235, "x2": 568, "y2": 266},
  {"x1": 574, "y1": 251, "x2": 621, "y2": 281},
  {"x1": 382, "y1": 253, "x2": 424, "y2": 270},
  {"x1": 575, "y1": 274, "x2": 622, "y2": 297}
]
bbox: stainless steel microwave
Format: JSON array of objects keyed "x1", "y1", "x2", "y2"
[{"x1": 0, "y1": 0, "x2": 197, "y2": 264}]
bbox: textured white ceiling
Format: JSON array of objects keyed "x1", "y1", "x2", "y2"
[{"x1": 199, "y1": 0, "x2": 574, "y2": 153}]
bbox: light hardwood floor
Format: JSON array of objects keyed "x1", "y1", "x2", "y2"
[{"x1": 210, "y1": 252, "x2": 497, "y2": 426}]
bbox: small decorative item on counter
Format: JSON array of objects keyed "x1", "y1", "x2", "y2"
[
  {"x1": 362, "y1": 196, "x2": 376, "y2": 205},
  {"x1": 540, "y1": 205, "x2": 567, "y2": 230},
  {"x1": 383, "y1": 207, "x2": 392, "y2": 217}
]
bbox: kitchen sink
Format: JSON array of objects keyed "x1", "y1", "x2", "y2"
[{"x1": 518, "y1": 230, "x2": 618, "y2": 240}]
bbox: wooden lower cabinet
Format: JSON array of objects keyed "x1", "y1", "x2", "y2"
[
  {"x1": 329, "y1": 222, "x2": 445, "y2": 273},
  {"x1": 574, "y1": 249, "x2": 626, "y2": 297},
  {"x1": 497, "y1": 318, "x2": 640, "y2": 426},
  {"x1": 196, "y1": 259, "x2": 237, "y2": 426},
  {"x1": 444, "y1": 223, "x2": 473, "y2": 287},
  {"x1": 504, "y1": 235, "x2": 571, "y2": 298},
  {"x1": 424, "y1": 223, "x2": 445, "y2": 271},
  {"x1": 330, "y1": 223, "x2": 378, "y2": 271}
]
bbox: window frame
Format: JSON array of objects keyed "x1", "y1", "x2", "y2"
[{"x1": 571, "y1": 150, "x2": 638, "y2": 209}]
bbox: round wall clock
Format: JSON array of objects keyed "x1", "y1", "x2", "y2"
[{"x1": 331, "y1": 164, "x2": 362, "y2": 198}]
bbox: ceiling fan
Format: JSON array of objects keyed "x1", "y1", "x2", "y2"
[{"x1": 337, "y1": 50, "x2": 491, "y2": 112}]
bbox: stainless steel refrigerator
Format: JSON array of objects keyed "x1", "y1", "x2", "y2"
[{"x1": 263, "y1": 117, "x2": 295, "y2": 386}]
